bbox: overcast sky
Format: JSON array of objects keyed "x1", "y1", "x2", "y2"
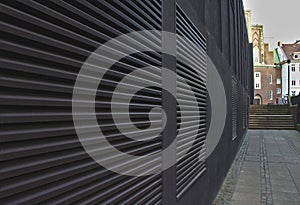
[{"x1": 243, "y1": 0, "x2": 300, "y2": 49}]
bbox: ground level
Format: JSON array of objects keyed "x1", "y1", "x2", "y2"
[{"x1": 214, "y1": 130, "x2": 300, "y2": 205}]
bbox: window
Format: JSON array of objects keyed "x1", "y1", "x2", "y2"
[
  {"x1": 291, "y1": 64, "x2": 295, "y2": 72},
  {"x1": 276, "y1": 88, "x2": 281, "y2": 94},
  {"x1": 253, "y1": 47, "x2": 259, "y2": 63},
  {"x1": 269, "y1": 90, "x2": 273, "y2": 100},
  {"x1": 254, "y1": 72, "x2": 261, "y2": 89},
  {"x1": 293, "y1": 52, "x2": 300, "y2": 60},
  {"x1": 269, "y1": 74, "x2": 272, "y2": 84},
  {"x1": 276, "y1": 78, "x2": 281, "y2": 84},
  {"x1": 292, "y1": 80, "x2": 296, "y2": 86}
]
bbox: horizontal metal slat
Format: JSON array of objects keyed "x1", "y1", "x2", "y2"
[
  {"x1": 177, "y1": 164, "x2": 206, "y2": 197},
  {"x1": 177, "y1": 63, "x2": 206, "y2": 84},
  {"x1": 82, "y1": 174, "x2": 161, "y2": 205},
  {"x1": 1, "y1": 110, "x2": 161, "y2": 123},
  {"x1": 232, "y1": 77, "x2": 238, "y2": 140},
  {"x1": 0, "y1": 3, "x2": 99, "y2": 48},
  {"x1": 176, "y1": 4, "x2": 206, "y2": 198},
  {"x1": 1, "y1": 1, "x2": 163, "y2": 204},
  {"x1": 176, "y1": 8, "x2": 206, "y2": 49}
]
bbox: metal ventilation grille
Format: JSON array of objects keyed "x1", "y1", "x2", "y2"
[
  {"x1": 243, "y1": 90, "x2": 247, "y2": 129},
  {"x1": 0, "y1": 0, "x2": 163, "y2": 204},
  {"x1": 176, "y1": 5, "x2": 207, "y2": 198},
  {"x1": 232, "y1": 77, "x2": 238, "y2": 140},
  {"x1": 247, "y1": 96, "x2": 250, "y2": 128}
]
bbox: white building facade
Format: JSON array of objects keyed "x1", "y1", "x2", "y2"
[{"x1": 276, "y1": 43, "x2": 300, "y2": 97}]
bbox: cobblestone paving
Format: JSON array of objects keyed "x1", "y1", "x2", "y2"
[{"x1": 214, "y1": 130, "x2": 300, "y2": 205}]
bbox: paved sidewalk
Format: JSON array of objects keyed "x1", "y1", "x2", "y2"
[{"x1": 214, "y1": 130, "x2": 300, "y2": 205}]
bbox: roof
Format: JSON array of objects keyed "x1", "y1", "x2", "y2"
[
  {"x1": 281, "y1": 43, "x2": 300, "y2": 63},
  {"x1": 273, "y1": 48, "x2": 281, "y2": 67}
]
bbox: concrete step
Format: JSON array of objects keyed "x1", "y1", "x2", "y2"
[
  {"x1": 251, "y1": 108, "x2": 288, "y2": 109},
  {"x1": 250, "y1": 107, "x2": 288, "y2": 109},
  {"x1": 250, "y1": 112, "x2": 290, "y2": 115},
  {"x1": 249, "y1": 123, "x2": 295, "y2": 126},
  {"x1": 250, "y1": 111, "x2": 289, "y2": 113},
  {"x1": 249, "y1": 118, "x2": 294, "y2": 120},
  {"x1": 249, "y1": 124, "x2": 295, "y2": 127},
  {"x1": 249, "y1": 118, "x2": 294, "y2": 121},
  {"x1": 250, "y1": 110, "x2": 289, "y2": 112},
  {"x1": 249, "y1": 116, "x2": 294, "y2": 120},
  {"x1": 249, "y1": 119, "x2": 294, "y2": 124},
  {"x1": 250, "y1": 112, "x2": 290, "y2": 114},
  {"x1": 249, "y1": 105, "x2": 295, "y2": 130},
  {"x1": 249, "y1": 125, "x2": 295, "y2": 129},
  {"x1": 249, "y1": 120, "x2": 294, "y2": 123},
  {"x1": 249, "y1": 119, "x2": 294, "y2": 121},
  {"x1": 249, "y1": 114, "x2": 293, "y2": 117},
  {"x1": 250, "y1": 110, "x2": 289, "y2": 113},
  {"x1": 248, "y1": 126, "x2": 296, "y2": 130},
  {"x1": 250, "y1": 105, "x2": 288, "y2": 108},
  {"x1": 250, "y1": 105, "x2": 289, "y2": 113}
]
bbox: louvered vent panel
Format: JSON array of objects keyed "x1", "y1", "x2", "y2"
[
  {"x1": 0, "y1": 0, "x2": 163, "y2": 204},
  {"x1": 237, "y1": 85, "x2": 242, "y2": 133},
  {"x1": 232, "y1": 77, "x2": 238, "y2": 140},
  {"x1": 243, "y1": 90, "x2": 247, "y2": 129},
  {"x1": 175, "y1": 5, "x2": 207, "y2": 198},
  {"x1": 247, "y1": 96, "x2": 250, "y2": 127}
]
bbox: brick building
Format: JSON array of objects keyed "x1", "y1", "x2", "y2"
[
  {"x1": 246, "y1": 11, "x2": 282, "y2": 104},
  {"x1": 254, "y1": 64, "x2": 282, "y2": 105}
]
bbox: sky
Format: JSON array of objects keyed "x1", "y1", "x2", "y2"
[{"x1": 243, "y1": 0, "x2": 300, "y2": 49}]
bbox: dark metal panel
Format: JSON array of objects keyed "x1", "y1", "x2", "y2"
[
  {"x1": 232, "y1": 77, "x2": 238, "y2": 140},
  {"x1": 175, "y1": 5, "x2": 207, "y2": 198},
  {"x1": 242, "y1": 89, "x2": 248, "y2": 130},
  {"x1": 1, "y1": 0, "x2": 163, "y2": 204},
  {"x1": 161, "y1": 0, "x2": 177, "y2": 204}
]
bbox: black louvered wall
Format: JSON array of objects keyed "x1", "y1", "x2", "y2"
[
  {"x1": 176, "y1": 6, "x2": 206, "y2": 198},
  {"x1": 231, "y1": 77, "x2": 238, "y2": 140},
  {"x1": 1, "y1": 0, "x2": 163, "y2": 204},
  {"x1": 1, "y1": 0, "x2": 253, "y2": 205},
  {"x1": 242, "y1": 89, "x2": 247, "y2": 129}
]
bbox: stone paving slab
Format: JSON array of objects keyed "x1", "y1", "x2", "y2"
[
  {"x1": 213, "y1": 130, "x2": 300, "y2": 205},
  {"x1": 230, "y1": 200, "x2": 260, "y2": 205},
  {"x1": 272, "y1": 200, "x2": 299, "y2": 205}
]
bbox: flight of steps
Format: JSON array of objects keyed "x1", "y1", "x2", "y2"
[{"x1": 249, "y1": 105, "x2": 296, "y2": 130}]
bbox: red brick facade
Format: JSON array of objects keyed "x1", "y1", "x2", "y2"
[
  {"x1": 254, "y1": 66, "x2": 282, "y2": 104},
  {"x1": 251, "y1": 23, "x2": 282, "y2": 105}
]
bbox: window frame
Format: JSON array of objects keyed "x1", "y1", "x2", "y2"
[
  {"x1": 276, "y1": 78, "x2": 281, "y2": 84},
  {"x1": 291, "y1": 64, "x2": 296, "y2": 72},
  {"x1": 276, "y1": 88, "x2": 281, "y2": 94},
  {"x1": 269, "y1": 90, "x2": 273, "y2": 100}
]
